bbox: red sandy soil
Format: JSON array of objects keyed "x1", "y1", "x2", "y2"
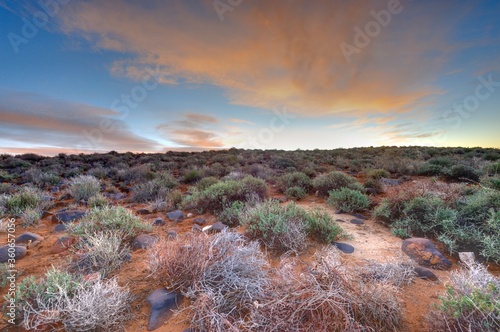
[{"x1": 0, "y1": 185, "x2": 498, "y2": 332}]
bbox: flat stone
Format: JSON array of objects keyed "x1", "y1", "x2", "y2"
[
  {"x1": 351, "y1": 213, "x2": 367, "y2": 220},
  {"x1": 402, "y1": 238, "x2": 452, "y2": 270},
  {"x1": 458, "y1": 252, "x2": 476, "y2": 266},
  {"x1": 147, "y1": 289, "x2": 181, "y2": 331},
  {"x1": 192, "y1": 217, "x2": 206, "y2": 225},
  {"x1": 336, "y1": 219, "x2": 345, "y2": 222},
  {"x1": 54, "y1": 224, "x2": 67, "y2": 232},
  {"x1": 0, "y1": 245, "x2": 27, "y2": 263},
  {"x1": 16, "y1": 232, "x2": 44, "y2": 244},
  {"x1": 167, "y1": 210, "x2": 184, "y2": 222},
  {"x1": 333, "y1": 242, "x2": 355, "y2": 254},
  {"x1": 350, "y1": 218, "x2": 364, "y2": 225},
  {"x1": 167, "y1": 230, "x2": 177, "y2": 239},
  {"x1": 211, "y1": 221, "x2": 227, "y2": 232},
  {"x1": 153, "y1": 219, "x2": 165, "y2": 226},
  {"x1": 132, "y1": 234, "x2": 156, "y2": 251},
  {"x1": 50, "y1": 236, "x2": 76, "y2": 254},
  {"x1": 414, "y1": 266, "x2": 438, "y2": 281},
  {"x1": 137, "y1": 209, "x2": 151, "y2": 215},
  {"x1": 51, "y1": 210, "x2": 86, "y2": 224}
]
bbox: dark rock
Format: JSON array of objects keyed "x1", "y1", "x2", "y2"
[
  {"x1": 366, "y1": 188, "x2": 378, "y2": 195},
  {"x1": 211, "y1": 221, "x2": 228, "y2": 232},
  {"x1": 350, "y1": 218, "x2": 364, "y2": 225},
  {"x1": 50, "y1": 236, "x2": 76, "y2": 254},
  {"x1": 146, "y1": 289, "x2": 181, "y2": 331},
  {"x1": 16, "y1": 232, "x2": 44, "y2": 245},
  {"x1": 381, "y1": 178, "x2": 402, "y2": 186},
  {"x1": 167, "y1": 210, "x2": 184, "y2": 222},
  {"x1": 113, "y1": 193, "x2": 127, "y2": 200},
  {"x1": 192, "y1": 217, "x2": 206, "y2": 225},
  {"x1": 153, "y1": 219, "x2": 165, "y2": 226},
  {"x1": 414, "y1": 266, "x2": 438, "y2": 281},
  {"x1": 402, "y1": 238, "x2": 452, "y2": 270},
  {"x1": 52, "y1": 210, "x2": 86, "y2": 224},
  {"x1": 0, "y1": 245, "x2": 27, "y2": 263},
  {"x1": 192, "y1": 224, "x2": 202, "y2": 232},
  {"x1": 333, "y1": 242, "x2": 355, "y2": 254},
  {"x1": 351, "y1": 213, "x2": 367, "y2": 220},
  {"x1": 132, "y1": 234, "x2": 156, "y2": 251},
  {"x1": 336, "y1": 219, "x2": 345, "y2": 222},
  {"x1": 54, "y1": 224, "x2": 67, "y2": 232},
  {"x1": 137, "y1": 209, "x2": 151, "y2": 215},
  {"x1": 167, "y1": 230, "x2": 178, "y2": 239},
  {"x1": 336, "y1": 209, "x2": 345, "y2": 214}
]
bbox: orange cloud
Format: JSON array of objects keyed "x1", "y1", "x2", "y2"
[{"x1": 58, "y1": 0, "x2": 465, "y2": 116}]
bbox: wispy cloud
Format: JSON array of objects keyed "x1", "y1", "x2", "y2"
[
  {"x1": 57, "y1": 0, "x2": 471, "y2": 117},
  {"x1": 0, "y1": 91, "x2": 161, "y2": 153}
]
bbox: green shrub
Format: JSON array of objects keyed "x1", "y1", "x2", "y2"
[
  {"x1": 458, "y1": 189, "x2": 500, "y2": 225},
  {"x1": 194, "y1": 176, "x2": 219, "y2": 191},
  {"x1": 189, "y1": 176, "x2": 267, "y2": 213},
  {"x1": 429, "y1": 263, "x2": 499, "y2": 332},
  {"x1": 480, "y1": 210, "x2": 500, "y2": 263},
  {"x1": 243, "y1": 200, "x2": 309, "y2": 253},
  {"x1": 2, "y1": 186, "x2": 51, "y2": 217},
  {"x1": 182, "y1": 169, "x2": 202, "y2": 183},
  {"x1": 130, "y1": 171, "x2": 178, "y2": 202},
  {"x1": 312, "y1": 171, "x2": 363, "y2": 196},
  {"x1": 68, "y1": 175, "x2": 101, "y2": 201},
  {"x1": 284, "y1": 186, "x2": 307, "y2": 200},
  {"x1": 272, "y1": 158, "x2": 296, "y2": 170},
  {"x1": 71, "y1": 231, "x2": 131, "y2": 277},
  {"x1": 367, "y1": 169, "x2": 390, "y2": 179},
  {"x1": 69, "y1": 206, "x2": 152, "y2": 239},
  {"x1": 446, "y1": 164, "x2": 480, "y2": 182},
  {"x1": 327, "y1": 187, "x2": 370, "y2": 213},
  {"x1": 417, "y1": 163, "x2": 443, "y2": 176},
  {"x1": 305, "y1": 209, "x2": 343, "y2": 243},
  {"x1": 88, "y1": 194, "x2": 109, "y2": 209},
  {"x1": 482, "y1": 176, "x2": 500, "y2": 191},
  {"x1": 218, "y1": 201, "x2": 245, "y2": 227},
  {"x1": 488, "y1": 162, "x2": 500, "y2": 175},
  {"x1": 429, "y1": 157, "x2": 455, "y2": 168},
  {"x1": 277, "y1": 172, "x2": 311, "y2": 193},
  {"x1": 364, "y1": 178, "x2": 383, "y2": 193}
]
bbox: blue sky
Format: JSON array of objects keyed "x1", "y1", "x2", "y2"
[{"x1": 0, "y1": 0, "x2": 499, "y2": 155}]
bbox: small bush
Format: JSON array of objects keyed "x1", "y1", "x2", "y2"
[
  {"x1": 428, "y1": 262, "x2": 499, "y2": 332},
  {"x1": 194, "y1": 176, "x2": 219, "y2": 191},
  {"x1": 69, "y1": 206, "x2": 151, "y2": 239},
  {"x1": 2, "y1": 186, "x2": 51, "y2": 218},
  {"x1": 277, "y1": 171, "x2": 311, "y2": 193},
  {"x1": 188, "y1": 176, "x2": 267, "y2": 213},
  {"x1": 364, "y1": 178, "x2": 384, "y2": 193},
  {"x1": 87, "y1": 193, "x2": 108, "y2": 209},
  {"x1": 68, "y1": 175, "x2": 101, "y2": 201},
  {"x1": 182, "y1": 169, "x2": 202, "y2": 183},
  {"x1": 327, "y1": 187, "x2": 370, "y2": 212},
  {"x1": 18, "y1": 268, "x2": 131, "y2": 331},
  {"x1": 305, "y1": 209, "x2": 343, "y2": 243},
  {"x1": 130, "y1": 171, "x2": 178, "y2": 203},
  {"x1": 367, "y1": 168, "x2": 390, "y2": 179},
  {"x1": 242, "y1": 200, "x2": 308, "y2": 253},
  {"x1": 284, "y1": 186, "x2": 307, "y2": 200},
  {"x1": 218, "y1": 200, "x2": 245, "y2": 226},
  {"x1": 312, "y1": 171, "x2": 363, "y2": 196},
  {"x1": 70, "y1": 231, "x2": 130, "y2": 277},
  {"x1": 447, "y1": 164, "x2": 480, "y2": 182},
  {"x1": 20, "y1": 208, "x2": 42, "y2": 227}
]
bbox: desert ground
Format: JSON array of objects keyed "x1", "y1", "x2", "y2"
[{"x1": 0, "y1": 146, "x2": 499, "y2": 331}]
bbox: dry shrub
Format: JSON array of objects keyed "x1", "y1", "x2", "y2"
[
  {"x1": 148, "y1": 232, "x2": 211, "y2": 291},
  {"x1": 249, "y1": 247, "x2": 406, "y2": 332},
  {"x1": 357, "y1": 259, "x2": 415, "y2": 287},
  {"x1": 428, "y1": 261, "x2": 500, "y2": 332}
]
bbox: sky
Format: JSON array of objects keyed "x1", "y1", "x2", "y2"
[{"x1": 0, "y1": 0, "x2": 499, "y2": 155}]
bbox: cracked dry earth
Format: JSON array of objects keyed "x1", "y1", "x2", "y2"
[{"x1": 1, "y1": 191, "x2": 499, "y2": 332}]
